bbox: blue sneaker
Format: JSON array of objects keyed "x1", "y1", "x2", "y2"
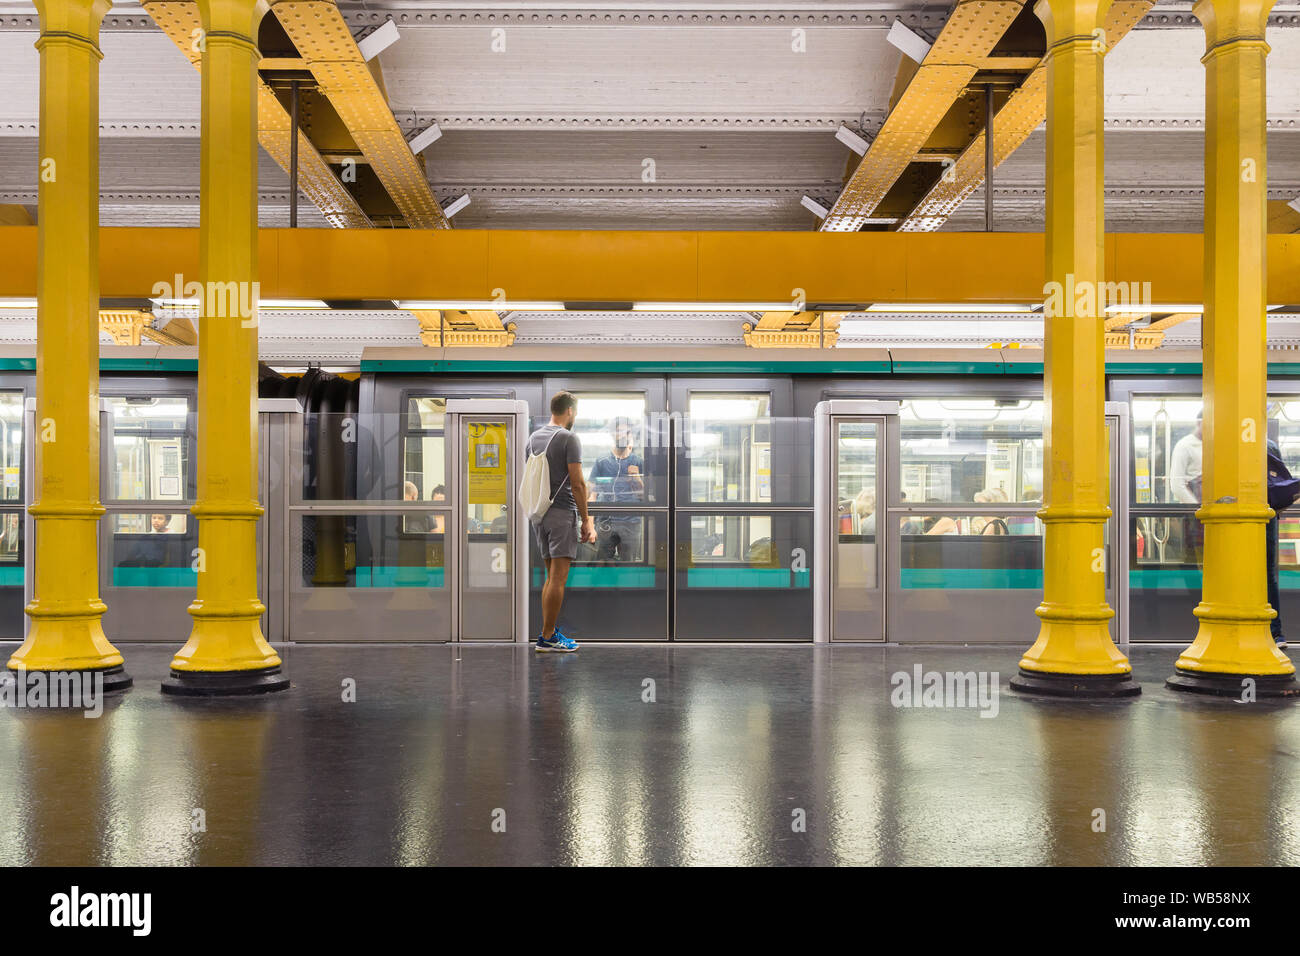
[{"x1": 536, "y1": 630, "x2": 579, "y2": 653}]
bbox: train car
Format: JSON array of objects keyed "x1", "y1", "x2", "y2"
[{"x1": 6, "y1": 343, "x2": 1300, "y2": 648}]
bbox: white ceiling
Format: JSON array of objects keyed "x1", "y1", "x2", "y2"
[{"x1": 2, "y1": 0, "x2": 1300, "y2": 351}]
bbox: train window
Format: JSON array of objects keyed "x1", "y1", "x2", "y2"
[
  {"x1": 568, "y1": 392, "x2": 651, "y2": 505},
  {"x1": 897, "y1": 399, "x2": 1043, "y2": 505},
  {"x1": 107, "y1": 396, "x2": 190, "y2": 533},
  {"x1": 689, "y1": 514, "x2": 772, "y2": 563},
  {"x1": 403, "y1": 397, "x2": 447, "y2": 522},
  {"x1": 0, "y1": 392, "x2": 20, "y2": 503},
  {"x1": 1131, "y1": 397, "x2": 1203, "y2": 504},
  {"x1": 898, "y1": 515, "x2": 1043, "y2": 588},
  {"x1": 1132, "y1": 514, "x2": 1203, "y2": 570},
  {"x1": 687, "y1": 393, "x2": 772, "y2": 504}
]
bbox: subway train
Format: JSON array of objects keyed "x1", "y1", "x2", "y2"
[{"x1": 2, "y1": 343, "x2": 1298, "y2": 647}]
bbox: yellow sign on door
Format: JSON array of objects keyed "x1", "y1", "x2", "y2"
[{"x1": 467, "y1": 422, "x2": 508, "y2": 504}]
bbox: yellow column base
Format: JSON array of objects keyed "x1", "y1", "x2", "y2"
[
  {"x1": 1172, "y1": 501, "x2": 1294, "y2": 682},
  {"x1": 9, "y1": 615, "x2": 122, "y2": 672},
  {"x1": 163, "y1": 504, "x2": 288, "y2": 696},
  {"x1": 1012, "y1": 507, "x2": 1140, "y2": 697},
  {"x1": 10, "y1": 505, "x2": 127, "y2": 677}
]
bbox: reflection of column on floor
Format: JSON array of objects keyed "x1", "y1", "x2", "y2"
[
  {"x1": 1170, "y1": 0, "x2": 1296, "y2": 692},
  {"x1": 12, "y1": 709, "x2": 113, "y2": 863},
  {"x1": 1011, "y1": 0, "x2": 1135, "y2": 696},
  {"x1": 1027, "y1": 705, "x2": 1130, "y2": 865},
  {"x1": 179, "y1": 707, "x2": 279, "y2": 865},
  {"x1": 9, "y1": 0, "x2": 129, "y2": 689}
]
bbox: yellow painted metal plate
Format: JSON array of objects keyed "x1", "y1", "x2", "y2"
[{"x1": 139, "y1": 0, "x2": 372, "y2": 229}]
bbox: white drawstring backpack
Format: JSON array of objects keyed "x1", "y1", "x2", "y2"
[{"x1": 518, "y1": 428, "x2": 570, "y2": 524}]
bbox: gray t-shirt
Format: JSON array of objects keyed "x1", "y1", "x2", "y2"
[{"x1": 527, "y1": 424, "x2": 582, "y2": 515}]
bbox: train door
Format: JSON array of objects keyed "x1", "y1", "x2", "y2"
[
  {"x1": 450, "y1": 400, "x2": 528, "y2": 641},
  {"x1": 813, "y1": 401, "x2": 898, "y2": 642},
  {"x1": 668, "y1": 378, "x2": 813, "y2": 641},
  {"x1": 1105, "y1": 402, "x2": 1130, "y2": 646},
  {"x1": 282, "y1": 398, "x2": 529, "y2": 642},
  {"x1": 532, "y1": 378, "x2": 669, "y2": 641},
  {"x1": 98, "y1": 388, "x2": 197, "y2": 642},
  {"x1": 0, "y1": 388, "x2": 28, "y2": 641}
]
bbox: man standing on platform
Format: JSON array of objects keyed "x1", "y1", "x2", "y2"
[{"x1": 528, "y1": 391, "x2": 597, "y2": 652}]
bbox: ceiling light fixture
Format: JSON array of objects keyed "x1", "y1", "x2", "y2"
[
  {"x1": 865, "y1": 303, "x2": 1038, "y2": 313},
  {"x1": 397, "y1": 300, "x2": 565, "y2": 312}
]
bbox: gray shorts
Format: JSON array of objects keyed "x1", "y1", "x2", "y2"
[{"x1": 534, "y1": 507, "x2": 580, "y2": 560}]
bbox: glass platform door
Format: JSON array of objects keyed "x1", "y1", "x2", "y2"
[
  {"x1": 829, "y1": 416, "x2": 887, "y2": 642},
  {"x1": 450, "y1": 401, "x2": 528, "y2": 642},
  {"x1": 1105, "y1": 404, "x2": 1130, "y2": 646}
]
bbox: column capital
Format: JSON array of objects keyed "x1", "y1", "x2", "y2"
[
  {"x1": 197, "y1": 0, "x2": 269, "y2": 41},
  {"x1": 1193, "y1": 0, "x2": 1276, "y2": 47},
  {"x1": 34, "y1": 0, "x2": 110, "y2": 43},
  {"x1": 1034, "y1": 0, "x2": 1113, "y2": 44}
]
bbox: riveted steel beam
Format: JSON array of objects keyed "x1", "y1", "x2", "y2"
[
  {"x1": 819, "y1": 0, "x2": 1029, "y2": 232},
  {"x1": 140, "y1": 0, "x2": 372, "y2": 229},
  {"x1": 899, "y1": 0, "x2": 1154, "y2": 232},
  {"x1": 270, "y1": 0, "x2": 450, "y2": 230}
]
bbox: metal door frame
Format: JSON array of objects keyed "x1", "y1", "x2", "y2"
[
  {"x1": 814, "y1": 400, "x2": 900, "y2": 643},
  {"x1": 1106, "y1": 401, "x2": 1131, "y2": 647},
  {"x1": 447, "y1": 399, "x2": 529, "y2": 643},
  {"x1": 259, "y1": 397, "x2": 302, "y2": 644}
]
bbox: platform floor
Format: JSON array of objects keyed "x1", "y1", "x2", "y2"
[{"x1": 0, "y1": 641, "x2": 1296, "y2": 866}]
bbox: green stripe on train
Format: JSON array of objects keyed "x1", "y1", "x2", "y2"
[
  {"x1": 0, "y1": 567, "x2": 21, "y2": 586},
  {"x1": 531, "y1": 566, "x2": 657, "y2": 588},
  {"x1": 112, "y1": 567, "x2": 197, "y2": 587},
  {"x1": 360, "y1": 357, "x2": 1300, "y2": 377},
  {"x1": 1130, "y1": 568, "x2": 1300, "y2": 589},
  {"x1": 901, "y1": 568, "x2": 1043, "y2": 589},
  {"x1": 686, "y1": 568, "x2": 810, "y2": 588},
  {"x1": 0, "y1": 359, "x2": 198, "y2": 372},
  {"x1": 355, "y1": 566, "x2": 446, "y2": 588}
]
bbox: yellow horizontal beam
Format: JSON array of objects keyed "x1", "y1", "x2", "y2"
[{"x1": 2, "y1": 228, "x2": 1299, "y2": 305}]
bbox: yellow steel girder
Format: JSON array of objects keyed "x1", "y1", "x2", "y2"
[
  {"x1": 2, "y1": 229, "x2": 1300, "y2": 305},
  {"x1": 899, "y1": 0, "x2": 1154, "y2": 232},
  {"x1": 140, "y1": 0, "x2": 372, "y2": 228},
  {"x1": 270, "y1": 0, "x2": 450, "y2": 230},
  {"x1": 412, "y1": 309, "x2": 515, "y2": 347},
  {"x1": 819, "y1": 0, "x2": 1028, "y2": 232},
  {"x1": 744, "y1": 311, "x2": 842, "y2": 347}
]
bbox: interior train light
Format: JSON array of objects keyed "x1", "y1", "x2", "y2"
[
  {"x1": 0, "y1": 298, "x2": 37, "y2": 309},
  {"x1": 864, "y1": 303, "x2": 1037, "y2": 313}
]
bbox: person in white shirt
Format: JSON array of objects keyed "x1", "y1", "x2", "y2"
[{"x1": 1168, "y1": 411, "x2": 1203, "y2": 504}]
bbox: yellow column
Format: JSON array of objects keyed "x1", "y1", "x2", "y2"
[
  {"x1": 162, "y1": 0, "x2": 287, "y2": 695},
  {"x1": 1010, "y1": 0, "x2": 1138, "y2": 697},
  {"x1": 1167, "y1": 0, "x2": 1298, "y2": 697},
  {"x1": 7, "y1": 0, "x2": 132, "y2": 693}
]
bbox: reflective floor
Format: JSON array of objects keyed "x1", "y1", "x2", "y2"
[{"x1": 0, "y1": 641, "x2": 1296, "y2": 866}]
